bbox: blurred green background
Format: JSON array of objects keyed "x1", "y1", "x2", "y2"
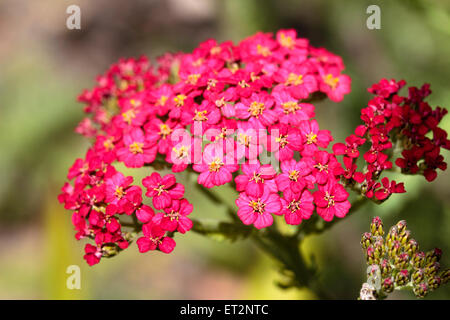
[{"x1": 0, "y1": 0, "x2": 449, "y2": 299}]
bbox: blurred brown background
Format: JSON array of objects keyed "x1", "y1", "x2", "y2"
[{"x1": 0, "y1": 0, "x2": 449, "y2": 299}]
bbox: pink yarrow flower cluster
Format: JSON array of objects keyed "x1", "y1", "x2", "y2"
[{"x1": 59, "y1": 30, "x2": 448, "y2": 265}]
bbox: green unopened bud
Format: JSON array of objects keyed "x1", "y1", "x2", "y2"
[
  {"x1": 411, "y1": 251, "x2": 426, "y2": 269},
  {"x1": 366, "y1": 246, "x2": 380, "y2": 265},
  {"x1": 379, "y1": 259, "x2": 392, "y2": 278},
  {"x1": 394, "y1": 269, "x2": 410, "y2": 287},
  {"x1": 399, "y1": 230, "x2": 411, "y2": 246},
  {"x1": 412, "y1": 268, "x2": 424, "y2": 285},
  {"x1": 425, "y1": 248, "x2": 442, "y2": 264},
  {"x1": 361, "y1": 232, "x2": 372, "y2": 250},
  {"x1": 428, "y1": 276, "x2": 441, "y2": 291},
  {"x1": 395, "y1": 220, "x2": 407, "y2": 236},
  {"x1": 388, "y1": 241, "x2": 401, "y2": 259},
  {"x1": 370, "y1": 216, "x2": 384, "y2": 237},
  {"x1": 405, "y1": 239, "x2": 419, "y2": 256},
  {"x1": 386, "y1": 226, "x2": 398, "y2": 244},
  {"x1": 102, "y1": 244, "x2": 119, "y2": 257},
  {"x1": 413, "y1": 282, "x2": 428, "y2": 298},
  {"x1": 424, "y1": 262, "x2": 440, "y2": 277},
  {"x1": 373, "y1": 236, "x2": 385, "y2": 259},
  {"x1": 382, "y1": 277, "x2": 394, "y2": 293},
  {"x1": 440, "y1": 269, "x2": 450, "y2": 284},
  {"x1": 394, "y1": 252, "x2": 410, "y2": 270}
]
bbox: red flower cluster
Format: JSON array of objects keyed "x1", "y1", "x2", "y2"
[
  {"x1": 333, "y1": 79, "x2": 449, "y2": 201},
  {"x1": 59, "y1": 30, "x2": 448, "y2": 265}
]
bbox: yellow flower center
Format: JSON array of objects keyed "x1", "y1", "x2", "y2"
[
  {"x1": 130, "y1": 99, "x2": 141, "y2": 107},
  {"x1": 209, "y1": 157, "x2": 224, "y2": 172},
  {"x1": 207, "y1": 79, "x2": 217, "y2": 90},
  {"x1": 115, "y1": 186, "x2": 125, "y2": 199},
  {"x1": 289, "y1": 170, "x2": 300, "y2": 181},
  {"x1": 257, "y1": 44, "x2": 271, "y2": 57},
  {"x1": 249, "y1": 199, "x2": 266, "y2": 214},
  {"x1": 282, "y1": 101, "x2": 300, "y2": 114},
  {"x1": 129, "y1": 141, "x2": 144, "y2": 154},
  {"x1": 174, "y1": 94, "x2": 187, "y2": 107},
  {"x1": 153, "y1": 185, "x2": 167, "y2": 196},
  {"x1": 215, "y1": 97, "x2": 225, "y2": 108},
  {"x1": 122, "y1": 109, "x2": 136, "y2": 125},
  {"x1": 306, "y1": 132, "x2": 317, "y2": 144},
  {"x1": 238, "y1": 80, "x2": 250, "y2": 88},
  {"x1": 237, "y1": 133, "x2": 251, "y2": 147},
  {"x1": 192, "y1": 58, "x2": 203, "y2": 67},
  {"x1": 193, "y1": 110, "x2": 208, "y2": 121},
  {"x1": 286, "y1": 73, "x2": 303, "y2": 86},
  {"x1": 250, "y1": 172, "x2": 263, "y2": 183},
  {"x1": 157, "y1": 95, "x2": 168, "y2": 106},
  {"x1": 173, "y1": 145, "x2": 189, "y2": 160},
  {"x1": 248, "y1": 101, "x2": 265, "y2": 117},
  {"x1": 159, "y1": 124, "x2": 172, "y2": 137},
  {"x1": 187, "y1": 73, "x2": 201, "y2": 85},
  {"x1": 323, "y1": 74, "x2": 339, "y2": 90},
  {"x1": 276, "y1": 134, "x2": 289, "y2": 148},
  {"x1": 288, "y1": 200, "x2": 301, "y2": 213},
  {"x1": 314, "y1": 163, "x2": 328, "y2": 172},
  {"x1": 103, "y1": 138, "x2": 114, "y2": 151},
  {"x1": 210, "y1": 46, "x2": 221, "y2": 55},
  {"x1": 324, "y1": 191, "x2": 335, "y2": 208},
  {"x1": 280, "y1": 33, "x2": 295, "y2": 49}
]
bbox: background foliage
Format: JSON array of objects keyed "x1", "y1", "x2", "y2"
[{"x1": 0, "y1": 0, "x2": 449, "y2": 299}]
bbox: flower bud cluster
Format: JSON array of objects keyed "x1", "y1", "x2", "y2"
[{"x1": 360, "y1": 217, "x2": 448, "y2": 299}]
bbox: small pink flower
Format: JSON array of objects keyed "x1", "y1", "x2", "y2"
[
  {"x1": 313, "y1": 181, "x2": 350, "y2": 221},
  {"x1": 235, "y1": 188, "x2": 282, "y2": 229},
  {"x1": 276, "y1": 158, "x2": 315, "y2": 193},
  {"x1": 83, "y1": 244, "x2": 102, "y2": 266},
  {"x1": 280, "y1": 189, "x2": 314, "y2": 225},
  {"x1": 299, "y1": 120, "x2": 333, "y2": 156},
  {"x1": 272, "y1": 88, "x2": 315, "y2": 126},
  {"x1": 116, "y1": 128, "x2": 157, "y2": 168},
  {"x1": 235, "y1": 161, "x2": 277, "y2": 197},
  {"x1": 235, "y1": 92, "x2": 277, "y2": 129},
  {"x1": 142, "y1": 172, "x2": 185, "y2": 209},
  {"x1": 319, "y1": 68, "x2": 351, "y2": 102},
  {"x1": 136, "y1": 223, "x2": 176, "y2": 254},
  {"x1": 153, "y1": 199, "x2": 193, "y2": 234},
  {"x1": 193, "y1": 144, "x2": 239, "y2": 188}
]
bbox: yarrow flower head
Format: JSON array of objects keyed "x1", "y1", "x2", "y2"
[{"x1": 58, "y1": 29, "x2": 448, "y2": 266}]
